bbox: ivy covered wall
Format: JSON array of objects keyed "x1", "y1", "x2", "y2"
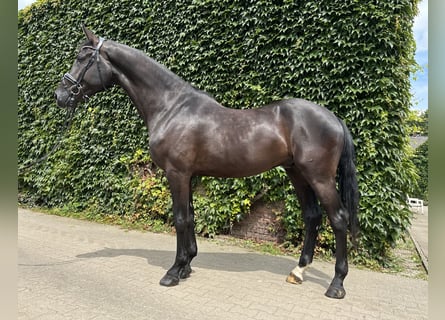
[{"x1": 18, "y1": 0, "x2": 419, "y2": 264}]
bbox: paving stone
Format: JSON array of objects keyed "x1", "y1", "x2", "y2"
[{"x1": 18, "y1": 208, "x2": 428, "y2": 320}]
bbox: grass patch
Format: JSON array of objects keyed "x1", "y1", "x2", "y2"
[
  {"x1": 382, "y1": 233, "x2": 428, "y2": 280},
  {"x1": 31, "y1": 205, "x2": 174, "y2": 234}
]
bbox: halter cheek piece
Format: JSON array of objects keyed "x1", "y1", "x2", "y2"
[
  {"x1": 22, "y1": 39, "x2": 107, "y2": 172},
  {"x1": 62, "y1": 37, "x2": 107, "y2": 102}
]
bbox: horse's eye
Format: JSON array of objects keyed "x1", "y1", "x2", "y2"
[{"x1": 77, "y1": 53, "x2": 87, "y2": 62}]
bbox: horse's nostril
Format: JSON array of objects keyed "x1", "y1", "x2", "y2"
[{"x1": 54, "y1": 93, "x2": 58, "y2": 100}]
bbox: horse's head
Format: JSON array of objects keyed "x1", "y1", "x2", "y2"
[{"x1": 54, "y1": 25, "x2": 113, "y2": 108}]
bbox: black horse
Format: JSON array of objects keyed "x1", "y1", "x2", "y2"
[{"x1": 55, "y1": 26, "x2": 359, "y2": 299}]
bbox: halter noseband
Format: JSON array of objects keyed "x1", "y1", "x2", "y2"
[{"x1": 62, "y1": 37, "x2": 107, "y2": 101}]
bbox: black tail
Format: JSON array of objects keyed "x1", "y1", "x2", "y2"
[{"x1": 337, "y1": 119, "x2": 360, "y2": 247}]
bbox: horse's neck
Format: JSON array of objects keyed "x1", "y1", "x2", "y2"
[{"x1": 107, "y1": 41, "x2": 186, "y2": 128}]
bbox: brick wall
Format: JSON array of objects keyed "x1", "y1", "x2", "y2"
[{"x1": 231, "y1": 201, "x2": 286, "y2": 243}]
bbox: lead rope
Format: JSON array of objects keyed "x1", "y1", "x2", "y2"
[
  {"x1": 19, "y1": 38, "x2": 106, "y2": 174},
  {"x1": 18, "y1": 105, "x2": 78, "y2": 174}
]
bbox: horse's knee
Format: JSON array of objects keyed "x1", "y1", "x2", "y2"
[{"x1": 174, "y1": 213, "x2": 193, "y2": 232}]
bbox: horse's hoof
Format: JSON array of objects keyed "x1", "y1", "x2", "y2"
[
  {"x1": 286, "y1": 272, "x2": 303, "y2": 285},
  {"x1": 325, "y1": 285, "x2": 346, "y2": 299},
  {"x1": 159, "y1": 274, "x2": 179, "y2": 287}
]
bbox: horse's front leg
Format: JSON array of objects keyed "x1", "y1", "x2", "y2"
[
  {"x1": 180, "y1": 190, "x2": 197, "y2": 279},
  {"x1": 159, "y1": 171, "x2": 196, "y2": 286}
]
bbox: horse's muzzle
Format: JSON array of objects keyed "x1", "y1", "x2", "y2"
[{"x1": 54, "y1": 87, "x2": 75, "y2": 108}]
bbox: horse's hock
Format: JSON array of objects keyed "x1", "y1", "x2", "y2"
[{"x1": 231, "y1": 200, "x2": 286, "y2": 243}]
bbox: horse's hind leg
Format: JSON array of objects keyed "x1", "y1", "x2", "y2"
[
  {"x1": 310, "y1": 178, "x2": 349, "y2": 299},
  {"x1": 285, "y1": 167, "x2": 322, "y2": 284}
]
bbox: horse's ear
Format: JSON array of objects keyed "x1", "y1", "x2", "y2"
[{"x1": 81, "y1": 24, "x2": 98, "y2": 44}]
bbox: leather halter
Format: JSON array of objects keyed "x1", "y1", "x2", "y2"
[{"x1": 62, "y1": 37, "x2": 107, "y2": 101}]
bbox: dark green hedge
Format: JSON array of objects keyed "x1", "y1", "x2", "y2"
[
  {"x1": 18, "y1": 0, "x2": 419, "y2": 265},
  {"x1": 412, "y1": 140, "x2": 428, "y2": 201}
]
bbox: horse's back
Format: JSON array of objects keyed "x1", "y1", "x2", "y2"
[
  {"x1": 266, "y1": 98, "x2": 340, "y2": 128},
  {"x1": 190, "y1": 98, "x2": 344, "y2": 177},
  {"x1": 151, "y1": 94, "x2": 344, "y2": 178}
]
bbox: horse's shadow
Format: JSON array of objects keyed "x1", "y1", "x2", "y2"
[{"x1": 76, "y1": 247, "x2": 331, "y2": 289}]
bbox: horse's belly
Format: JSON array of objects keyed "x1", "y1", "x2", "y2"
[{"x1": 195, "y1": 142, "x2": 290, "y2": 178}]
